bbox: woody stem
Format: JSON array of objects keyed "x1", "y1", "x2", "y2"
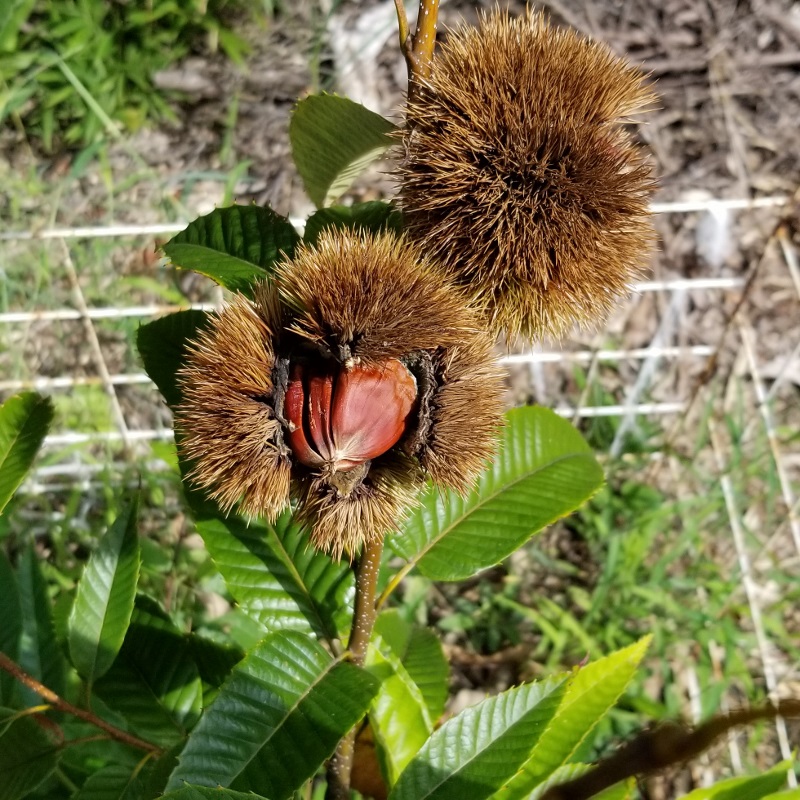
[
  {"x1": 394, "y1": 0, "x2": 440, "y2": 90},
  {"x1": 0, "y1": 651, "x2": 163, "y2": 755},
  {"x1": 325, "y1": 537, "x2": 384, "y2": 800}
]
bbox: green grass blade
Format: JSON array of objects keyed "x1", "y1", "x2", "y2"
[
  {"x1": 0, "y1": 392, "x2": 54, "y2": 514},
  {"x1": 289, "y1": 94, "x2": 396, "y2": 207},
  {"x1": 389, "y1": 406, "x2": 604, "y2": 581},
  {"x1": 389, "y1": 676, "x2": 566, "y2": 800},
  {"x1": 68, "y1": 494, "x2": 141, "y2": 683},
  {"x1": 197, "y1": 513, "x2": 353, "y2": 644},
  {"x1": 165, "y1": 630, "x2": 379, "y2": 799},
  {"x1": 162, "y1": 205, "x2": 300, "y2": 293}
]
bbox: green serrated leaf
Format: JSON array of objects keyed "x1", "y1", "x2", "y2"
[
  {"x1": 0, "y1": 553, "x2": 21, "y2": 705},
  {"x1": 390, "y1": 676, "x2": 566, "y2": 800},
  {"x1": 0, "y1": 707, "x2": 59, "y2": 800},
  {"x1": 290, "y1": 94, "x2": 396, "y2": 207},
  {"x1": 373, "y1": 610, "x2": 448, "y2": 722},
  {"x1": 162, "y1": 787, "x2": 271, "y2": 800},
  {"x1": 162, "y1": 205, "x2": 300, "y2": 293},
  {"x1": 71, "y1": 764, "x2": 149, "y2": 800},
  {"x1": 166, "y1": 630, "x2": 379, "y2": 799},
  {"x1": 494, "y1": 637, "x2": 651, "y2": 799},
  {"x1": 679, "y1": 761, "x2": 795, "y2": 800},
  {"x1": 389, "y1": 406, "x2": 604, "y2": 581},
  {"x1": 68, "y1": 494, "x2": 141, "y2": 683},
  {"x1": 0, "y1": 392, "x2": 54, "y2": 514},
  {"x1": 16, "y1": 545, "x2": 67, "y2": 702},
  {"x1": 137, "y1": 309, "x2": 210, "y2": 410},
  {"x1": 367, "y1": 614, "x2": 435, "y2": 785},
  {"x1": 303, "y1": 201, "x2": 403, "y2": 245},
  {"x1": 187, "y1": 634, "x2": 243, "y2": 690},
  {"x1": 94, "y1": 607, "x2": 203, "y2": 747},
  {"x1": 197, "y1": 513, "x2": 353, "y2": 644}
]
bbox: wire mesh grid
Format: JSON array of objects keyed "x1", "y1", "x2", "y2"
[{"x1": 2, "y1": 193, "x2": 799, "y2": 785}]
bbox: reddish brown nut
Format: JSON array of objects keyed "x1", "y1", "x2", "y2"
[{"x1": 284, "y1": 358, "x2": 417, "y2": 472}]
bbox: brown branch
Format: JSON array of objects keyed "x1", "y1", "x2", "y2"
[
  {"x1": 409, "y1": 0, "x2": 440, "y2": 83},
  {"x1": 541, "y1": 700, "x2": 800, "y2": 800},
  {"x1": 395, "y1": 0, "x2": 441, "y2": 97},
  {"x1": 0, "y1": 651, "x2": 164, "y2": 756},
  {"x1": 325, "y1": 537, "x2": 385, "y2": 800}
]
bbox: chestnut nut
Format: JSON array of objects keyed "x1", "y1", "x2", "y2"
[{"x1": 284, "y1": 358, "x2": 418, "y2": 472}]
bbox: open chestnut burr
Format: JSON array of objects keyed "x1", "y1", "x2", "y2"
[{"x1": 175, "y1": 229, "x2": 505, "y2": 558}]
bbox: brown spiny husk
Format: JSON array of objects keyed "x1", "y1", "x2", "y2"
[
  {"x1": 176, "y1": 229, "x2": 505, "y2": 558},
  {"x1": 400, "y1": 9, "x2": 657, "y2": 340},
  {"x1": 175, "y1": 284, "x2": 292, "y2": 520},
  {"x1": 278, "y1": 230, "x2": 505, "y2": 496}
]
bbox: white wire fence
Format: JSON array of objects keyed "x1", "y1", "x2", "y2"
[{"x1": 3, "y1": 192, "x2": 800, "y2": 783}]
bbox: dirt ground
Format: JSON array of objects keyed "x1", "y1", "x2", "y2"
[{"x1": 2, "y1": 0, "x2": 799, "y2": 796}]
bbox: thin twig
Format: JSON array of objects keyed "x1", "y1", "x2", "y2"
[
  {"x1": 325, "y1": 537, "x2": 384, "y2": 800},
  {"x1": 59, "y1": 238, "x2": 133, "y2": 458},
  {"x1": 393, "y1": 0, "x2": 411, "y2": 60},
  {"x1": 0, "y1": 651, "x2": 163, "y2": 755}
]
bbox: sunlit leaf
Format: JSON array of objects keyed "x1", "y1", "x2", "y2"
[
  {"x1": 68, "y1": 494, "x2": 141, "y2": 683},
  {"x1": 366, "y1": 613, "x2": 435, "y2": 785},
  {"x1": 373, "y1": 610, "x2": 448, "y2": 722},
  {"x1": 494, "y1": 637, "x2": 651, "y2": 799},
  {"x1": 679, "y1": 761, "x2": 795, "y2": 800},
  {"x1": 390, "y1": 676, "x2": 566, "y2": 800},
  {"x1": 290, "y1": 94, "x2": 396, "y2": 207},
  {"x1": 197, "y1": 513, "x2": 353, "y2": 644},
  {"x1": 166, "y1": 630, "x2": 379, "y2": 799},
  {"x1": 162, "y1": 205, "x2": 299, "y2": 293},
  {"x1": 389, "y1": 406, "x2": 604, "y2": 581},
  {"x1": 0, "y1": 392, "x2": 54, "y2": 514}
]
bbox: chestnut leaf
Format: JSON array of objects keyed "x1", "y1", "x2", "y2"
[
  {"x1": 162, "y1": 205, "x2": 300, "y2": 294},
  {"x1": 290, "y1": 93, "x2": 396, "y2": 208},
  {"x1": 389, "y1": 406, "x2": 604, "y2": 581}
]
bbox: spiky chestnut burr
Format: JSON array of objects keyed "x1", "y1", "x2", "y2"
[
  {"x1": 176, "y1": 229, "x2": 505, "y2": 558},
  {"x1": 399, "y1": 9, "x2": 657, "y2": 341}
]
